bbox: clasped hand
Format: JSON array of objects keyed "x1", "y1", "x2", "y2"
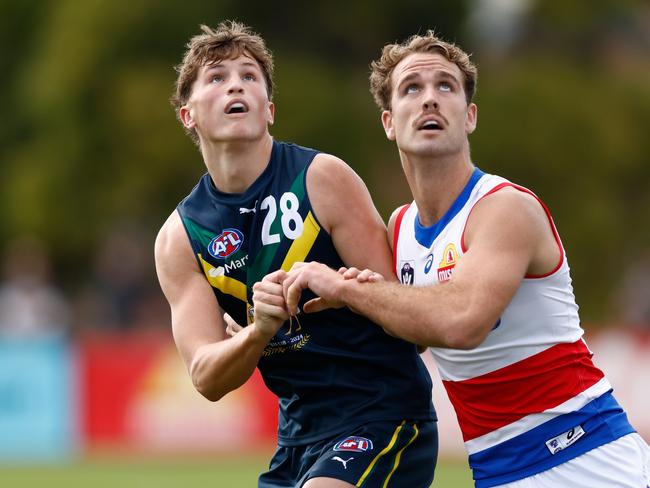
[{"x1": 224, "y1": 263, "x2": 383, "y2": 338}]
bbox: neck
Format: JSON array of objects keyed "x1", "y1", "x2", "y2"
[
  {"x1": 200, "y1": 134, "x2": 274, "y2": 194},
  {"x1": 400, "y1": 146, "x2": 474, "y2": 227}
]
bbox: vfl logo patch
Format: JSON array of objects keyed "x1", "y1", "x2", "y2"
[
  {"x1": 208, "y1": 229, "x2": 244, "y2": 259},
  {"x1": 400, "y1": 261, "x2": 415, "y2": 285},
  {"x1": 333, "y1": 436, "x2": 373, "y2": 452},
  {"x1": 545, "y1": 425, "x2": 585, "y2": 454},
  {"x1": 437, "y1": 243, "x2": 459, "y2": 282}
]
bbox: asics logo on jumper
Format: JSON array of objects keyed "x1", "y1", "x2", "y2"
[
  {"x1": 424, "y1": 253, "x2": 434, "y2": 274},
  {"x1": 332, "y1": 457, "x2": 354, "y2": 469}
]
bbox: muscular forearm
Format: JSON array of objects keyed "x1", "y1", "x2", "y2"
[
  {"x1": 337, "y1": 279, "x2": 483, "y2": 349},
  {"x1": 189, "y1": 324, "x2": 271, "y2": 401}
]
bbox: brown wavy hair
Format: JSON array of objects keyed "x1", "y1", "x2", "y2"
[
  {"x1": 171, "y1": 21, "x2": 274, "y2": 143},
  {"x1": 370, "y1": 31, "x2": 477, "y2": 111}
]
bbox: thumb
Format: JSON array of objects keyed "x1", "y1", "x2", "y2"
[
  {"x1": 223, "y1": 312, "x2": 244, "y2": 337},
  {"x1": 303, "y1": 297, "x2": 345, "y2": 314},
  {"x1": 303, "y1": 297, "x2": 329, "y2": 314}
]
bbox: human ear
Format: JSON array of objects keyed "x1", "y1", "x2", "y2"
[
  {"x1": 381, "y1": 110, "x2": 396, "y2": 141},
  {"x1": 465, "y1": 103, "x2": 477, "y2": 134},
  {"x1": 267, "y1": 102, "x2": 275, "y2": 126},
  {"x1": 180, "y1": 105, "x2": 195, "y2": 129}
]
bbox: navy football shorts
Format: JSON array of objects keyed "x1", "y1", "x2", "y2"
[{"x1": 258, "y1": 419, "x2": 438, "y2": 487}]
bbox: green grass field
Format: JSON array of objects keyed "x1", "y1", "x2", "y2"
[{"x1": 0, "y1": 456, "x2": 473, "y2": 487}]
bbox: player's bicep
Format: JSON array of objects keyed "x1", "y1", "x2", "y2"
[
  {"x1": 307, "y1": 154, "x2": 394, "y2": 279},
  {"x1": 155, "y1": 213, "x2": 226, "y2": 370},
  {"x1": 451, "y1": 191, "x2": 541, "y2": 330}
]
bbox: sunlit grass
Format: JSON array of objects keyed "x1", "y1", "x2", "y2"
[{"x1": 0, "y1": 455, "x2": 474, "y2": 487}]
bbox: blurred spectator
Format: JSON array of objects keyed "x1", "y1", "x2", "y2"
[
  {"x1": 615, "y1": 250, "x2": 650, "y2": 330},
  {"x1": 0, "y1": 236, "x2": 70, "y2": 338},
  {"x1": 73, "y1": 225, "x2": 168, "y2": 332}
]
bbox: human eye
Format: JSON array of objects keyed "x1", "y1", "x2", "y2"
[
  {"x1": 210, "y1": 74, "x2": 224, "y2": 83},
  {"x1": 405, "y1": 83, "x2": 420, "y2": 94},
  {"x1": 243, "y1": 72, "x2": 256, "y2": 81},
  {"x1": 439, "y1": 81, "x2": 453, "y2": 92}
]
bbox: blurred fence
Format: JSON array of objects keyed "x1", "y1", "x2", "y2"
[
  {"x1": 0, "y1": 338, "x2": 75, "y2": 462},
  {"x1": 0, "y1": 328, "x2": 648, "y2": 463}
]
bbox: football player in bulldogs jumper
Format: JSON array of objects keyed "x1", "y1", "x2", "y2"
[{"x1": 280, "y1": 31, "x2": 650, "y2": 487}]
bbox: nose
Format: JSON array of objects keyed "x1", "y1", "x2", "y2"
[
  {"x1": 422, "y1": 87, "x2": 438, "y2": 111},
  {"x1": 423, "y1": 100, "x2": 438, "y2": 111},
  {"x1": 227, "y1": 78, "x2": 244, "y2": 94}
]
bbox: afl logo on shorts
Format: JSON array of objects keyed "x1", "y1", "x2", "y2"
[
  {"x1": 333, "y1": 436, "x2": 373, "y2": 452},
  {"x1": 208, "y1": 229, "x2": 244, "y2": 259}
]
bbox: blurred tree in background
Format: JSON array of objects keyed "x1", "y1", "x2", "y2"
[{"x1": 0, "y1": 0, "x2": 648, "y2": 326}]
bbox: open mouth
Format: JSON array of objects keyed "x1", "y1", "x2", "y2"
[
  {"x1": 419, "y1": 120, "x2": 442, "y2": 131},
  {"x1": 225, "y1": 102, "x2": 248, "y2": 114}
]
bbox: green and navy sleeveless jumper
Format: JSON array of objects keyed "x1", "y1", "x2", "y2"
[{"x1": 177, "y1": 140, "x2": 435, "y2": 446}]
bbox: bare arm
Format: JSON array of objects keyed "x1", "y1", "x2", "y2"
[
  {"x1": 307, "y1": 153, "x2": 395, "y2": 279},
  {"x1": 285, "y1": 188, "x2": 560, "y2": 349},
  {"x1": 154, "y1": 211, "x2": 284, "y2": 402}
]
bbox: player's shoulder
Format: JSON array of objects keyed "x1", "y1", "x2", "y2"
[
  {"x1": 154, "y1": 210, "x2": 190, "y2": 265},
  {"x1": 388, "y1": 204, "x2": 411, "y2": 226},
  {"x1": 306, "y1": 152, "x2": 365, "y2": 194},
  {"x1": 467, "y1": 183, "x2": 552, "y2": 246},
  {"x1": 387, "y1": 204, "x2": 411, "y2": 243},
  {"x1": 306, "y1": 152, "x2": 377, "y2": 235},
  {"x1": 474, "y1": 184, "x2": 545, "y2": 221},
  {"x1": 310, "y1": 152, "x2": 351, "y2": 176}
]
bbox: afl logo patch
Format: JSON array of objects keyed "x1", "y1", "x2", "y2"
[
  {"x1": 208, "y1": 229, "x2": 244, "y2": 259},
  {"x1": 333, "y1": 436, "x2": 373, "y2": 452}
]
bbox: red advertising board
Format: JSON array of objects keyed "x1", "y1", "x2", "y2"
[{"x1": 78, "y1": 330, "x2": 278, "y2": 452}]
